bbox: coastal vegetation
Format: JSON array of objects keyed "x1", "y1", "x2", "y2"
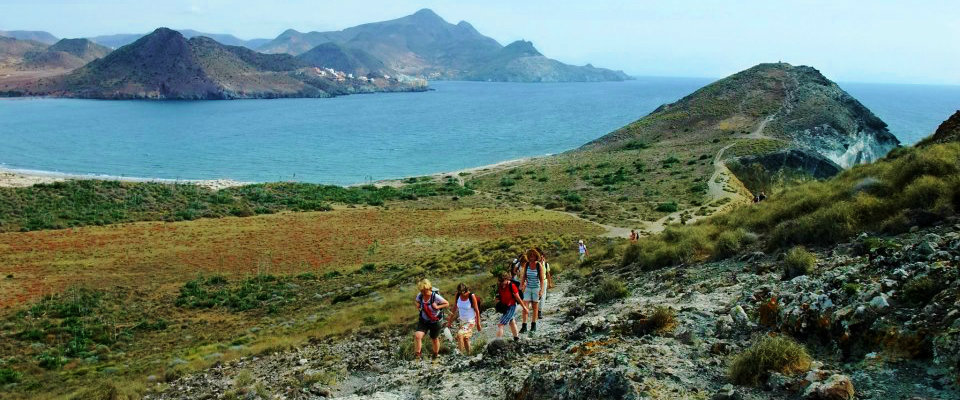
[{"x1": 0, "y1": 179, "x2": 473, "y2": 232}]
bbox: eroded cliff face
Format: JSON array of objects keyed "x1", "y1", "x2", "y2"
[
  {"x1": 791, "y1": 124, "x2": 900, "y2": 168},
  {"x1": 768, "y1": 65, "x2": 900, "y2": 168}
]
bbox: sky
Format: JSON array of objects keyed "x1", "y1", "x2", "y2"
[{"x1": 1, "y1": 0, "x2": 958, "y2": 85}]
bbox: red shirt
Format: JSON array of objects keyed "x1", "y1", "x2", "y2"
[{"x1": 498, "y1": 281, "x2": 519, "y2": 306}]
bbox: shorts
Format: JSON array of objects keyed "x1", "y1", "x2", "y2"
[
  {"x1": 498, "y1": 304, "x2": 517, "y2": 325},
  {"x1": 523, "y1": 288, "x2": 541, "y2": 302},
  {"x1": 456, "y1": 321, "x2": 476, "y2": 339},
  {"x1": 416, "y1": 319, "x2": 442, "y2": 339}
]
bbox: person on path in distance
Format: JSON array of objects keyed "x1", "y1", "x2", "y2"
[
  {"x1": 413, "y1": 279, "x2": 449, "y2": 363},
  {"x1": 577, "y1": 239, "x2": 588, "y2": 263},
  {"x1": 630, "y1": 229, "x2": 638, "y2": 242},
  {"x1": 447, "y1": 283, "x2": 482, "y2": 355},
  {"x1": 519, "y1": 249, "x2": 546, "y2": 335},
  {"x1": 495, "y1": 272, "x2": 527, "y2": 341}
]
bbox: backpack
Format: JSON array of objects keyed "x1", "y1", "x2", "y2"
[{"x1": 418, "y1": 288, "x2": 444, "y2": 323}]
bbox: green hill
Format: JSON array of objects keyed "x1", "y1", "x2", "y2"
[
  {"x1": 21, "y1": 38, "x2": 111, "y2": 70},
  {"x1": 467, "y1": 63, "x2": 900, "y2": 227}
]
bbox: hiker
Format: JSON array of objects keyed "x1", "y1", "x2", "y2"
[
  {"x1": 519, "y1": 249, "x2": 546, "y2": 334},
  {"x1": 753, "y1": 194, "x2": 760, "y2": 203},
  {"x1": 413, "y1": 279, "x2": 449, "y2": 362},
  {"x1": 577, "y1": 239, "x2": 588, "y2": 262},
  {"x1": 495, "y1": 272, "x2": 527, "y2": 341},
  {"x1": 534, "y1": 247, "x2": 552, "y2": 319},
  {"x1": 629, "y1": 229, "x2": 638, "y2": 242},
  {"x1": 759, "y1": 191, "x2": 767, "y2": 202},
  {"x1": 447, "y1": 283, "x2": 482, "y2": 355}
]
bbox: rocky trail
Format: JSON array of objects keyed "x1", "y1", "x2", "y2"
[{"x1": 146, "y1": 221, "x2": 960, "y2": 399}]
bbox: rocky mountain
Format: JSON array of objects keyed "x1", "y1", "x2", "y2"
[
  {"x1": 3, "y1": 28, "x2": 426, "y2": 99},
  {"x1": 295, "y1": 42, "x2": 392, "y2": 76},
  {"x1": 918, "y1": 110, "x2": 960, "y2": 147},
  {"x1": 259, "y1": 9, "x2": 630, "y2": 82},
  {"x1": 89, "y1": 30, "x2": 271, "y2": 50},
  {"x1": 463, "y1": 40, "x2": 631, "y2": 82},
  {"x1": 21, "y1": 38, "x2": 111, "y2": 70},
  {"x1": 0, "y1": 36, "x2": 47, "y2": 66},
  {"x1": 0, "y1": 29, "x2": 58, "y2": 44},
  {"x1": 591, "y1": 63, "x2": 900, "y2": 168}
]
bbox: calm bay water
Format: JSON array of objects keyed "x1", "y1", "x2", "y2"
[{"x1": 0, "y1": 79, "x2": 957, "y2": 184}]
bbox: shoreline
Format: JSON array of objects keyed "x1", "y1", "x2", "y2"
[
  {"x1": 0, "y1": 167, "x2": 249, "y2": 191},
  {"x1": 0, "y1": 155, "x2": 546, "y2": 191}
]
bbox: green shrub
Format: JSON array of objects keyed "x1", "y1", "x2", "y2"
[
  {"x1": 0, "y1": 368, "x2": 20, "y2": 384},
  {"x1": 591, "y1": 278, "x2": 630, "y2": 303},
  {"x1": 902, "y1": 276, "x2": 941, "y2": 306},
  {"x1": 656, "y1": 201, "x2": 679, "y2": 212},
  {"x1": 783, "y1": 246, "x2": 816, "y2": 279},
  {"x1": 621, "y1": 243, "x2": 641, "y2": 267},
  {"x1": 729, "y1": 335, "x2": 811, "y2": 386},
  {"x1": 714, "y1": 229, "x2": 746, "y2": 259},
  {"x1": 499, "y1": 177, "x2": 516, "y2": 187}
]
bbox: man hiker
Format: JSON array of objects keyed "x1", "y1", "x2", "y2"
[
  {"x1": 447, "y1": 283, "x2": 482, "y2": 355},
  {"x1": 413, "y1": 279, "x2": 449, "y2": 362},
  {"x1": 629, "y1": 229, "x2": 638, "y2": 242},
  {"x1": 495, "y1": 272, "x2": 527, "y2": 341},
  {"x1": 578, "y1": 239, "x2": 588, "y2": 262},
  {"x1": 519, "y1": 249, "x2": 546, "y2": 335}
]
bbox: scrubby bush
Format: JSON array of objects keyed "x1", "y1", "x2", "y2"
[
  {"x1": 621, "y1": 243, "x2": 641, "y2": 267},
  {"x1": 714, "y1": 229, "x2": 746, "y2": 259},
  {"x1": 0, "y1": 368, "x2": 20, "y2": 384},
  {"x1": 729, "y1": 335, "x2": 811, "y2": 386},
  {"x1": 648, "y1": 306, "x2": 677, "y2": 333},
  {"x1": 656, "y1": 201, "x2": 679, "y2": 212},
  {"x1": 782, "y1": 246, "x2": 816, "y2": 279},
  {"x1": 591, "y1": 278, "x2": 630, "y2": 303},
  {"x1": 902, "y1": 275, "x2": 941, "y2": 306}
]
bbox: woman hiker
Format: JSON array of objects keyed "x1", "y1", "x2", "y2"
[
  {"x1": 578, "y1": 239, "x2": 588, "y2": 262},
  {"x1": 447, "y1": 283, "x2": 482, "y2": 355},
  {"x1": 495, "y1": 271, "x2": 527, "y2": 341},
  {"x1": 519, "y1": 249, "x2": 546, "y2": 335},
  {"x1": 413, "y1": 279, "x2": 449, "y2": 362}
]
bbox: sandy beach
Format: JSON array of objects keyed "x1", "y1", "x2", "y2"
[{"x1": 0, "y1": 168, "x2": 248, "y2": 191}]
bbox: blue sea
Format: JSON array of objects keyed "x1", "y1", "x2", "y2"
[{"x1": 0, "y1": 79, "x2": 957, "y2": 185}]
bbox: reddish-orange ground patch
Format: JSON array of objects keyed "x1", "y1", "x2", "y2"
[{"x1": 0, "y1": 208, "x2": 599, "y2": 308}]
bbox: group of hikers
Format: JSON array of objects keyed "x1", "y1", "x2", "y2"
[
  {"x1": 412, "y1": 242, "x2": 586, "y2": 362},
  {"x1": 752, "y1": 191, "x2": 768, "y2": 203}
]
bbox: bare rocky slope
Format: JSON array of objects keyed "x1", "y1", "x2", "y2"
[
  {"x1": 145, "y1": 221, "x2": 960, "y2": 400},
  {"x1": 918, "y1": 110, "x2": 960, "y2": 147}
]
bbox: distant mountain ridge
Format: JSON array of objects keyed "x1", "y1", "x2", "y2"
[
  {"x1": 88, "y1": 30, "x2": 270, "y2": 50},
  {"x1": 22, "y1": 38, "x2": 111, "y2": 70},
  {"x1": 0, "y1": 30, "x2": 58, "y2": 44},
  {"x1": 259, "y1": 8, "x2": 630, "y2": 82},
  {"x1": 4, "y1": 28, "x2": 426, "y2": 99}
]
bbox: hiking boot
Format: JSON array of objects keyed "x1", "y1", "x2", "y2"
[
  {"x1": 519, "y1": 323, "x2": 527, "y2": 334},
  {"x1": 531, "y1": 322, "x2": 537, "y2": 332},
  {"x1": 538, "y1": 311, "x2": 543, "y2": 319}
]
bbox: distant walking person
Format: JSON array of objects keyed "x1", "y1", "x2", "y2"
[
  {"x1": 534, "y1": 247, "x2": 552, "y2": 319},
  {"x1": 578, "y1": 240, "x2": 588, "y2": 262},
  {"x1": 495, "y1": 272, "x2": 527, "y2": 341},
  {"x1": 447, "y1": 283, "x2": 482, "y2": 355},
  {"x1": 519, "y1": 249, "x2": 546, "y2": 335},
  {"x1": 629, "y1": 230, "x2": 638, "y2": 242},
  {"x1": 413, "y1": 279, "x2": 449, "y2": 362},
  {"x1": 759, "y1": 191, "x2": 767, "y2": 202}
]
